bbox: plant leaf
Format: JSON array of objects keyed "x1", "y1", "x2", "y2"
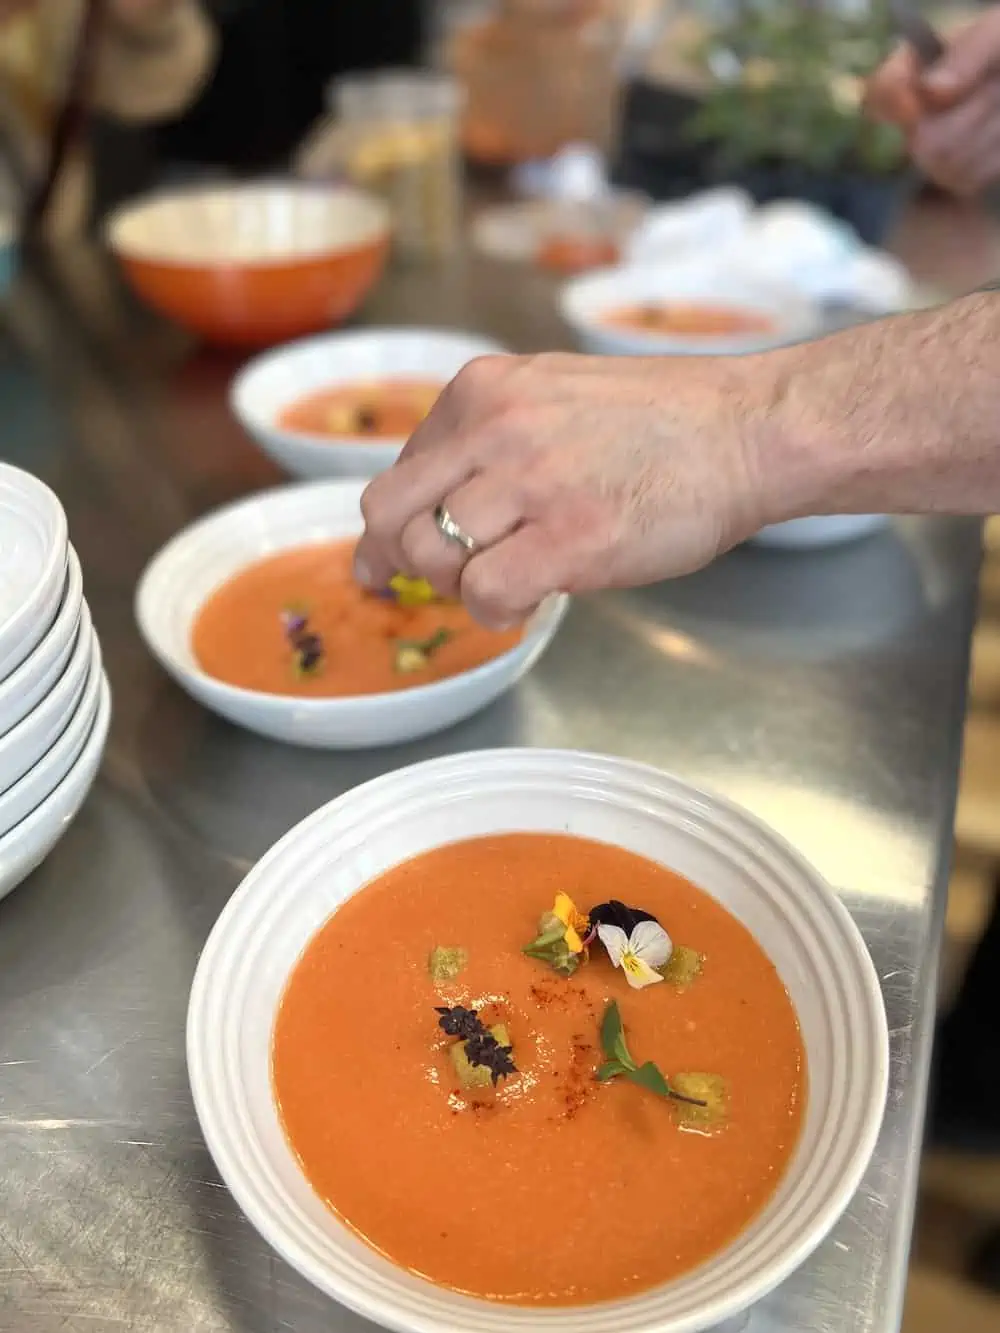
[
  {"x1": 625, "y1": 1061, "x2": 672, "y2": 1100},
  {"x1": 600, "y1": 1000, "x2": 634, "y2": 1069},
  {"x1": 596, "y1": 1060, "x2": 626, "y2": 1082}
]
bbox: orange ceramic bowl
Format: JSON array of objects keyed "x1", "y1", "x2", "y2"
[{"x1": 105, "y1": 183, "x2": 391, "y2": 347}]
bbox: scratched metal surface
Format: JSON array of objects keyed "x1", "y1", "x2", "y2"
[{"x1": 0, "y1": 247, "x2": 981, "y2": 1333}]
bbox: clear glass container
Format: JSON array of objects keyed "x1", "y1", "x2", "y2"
[{"x1": 328, "y1": 69, "x2": 463, "y2": 261}]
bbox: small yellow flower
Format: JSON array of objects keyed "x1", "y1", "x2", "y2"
[
  {"x1": 551, "y1": 892, "x2": 590, "y2": 955},
  {"x1": 389, "y1": 573, "x2": 438, "y2": 607}
]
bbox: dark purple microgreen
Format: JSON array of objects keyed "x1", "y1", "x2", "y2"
[
  {"x1": 436, "y1": 1005, "x2": 517, "y2": 1085},
  {"x1": 281, "y1": 605, "x2": 324, "y2": 677}
]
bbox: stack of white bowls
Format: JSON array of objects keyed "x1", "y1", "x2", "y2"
[{"x1": 0, "y1": 463, "x2": 112, "y2": 903}]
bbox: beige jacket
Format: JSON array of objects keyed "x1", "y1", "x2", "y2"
[{"x1": 0, "y1": 0, "x2": 217, "y2": 236}]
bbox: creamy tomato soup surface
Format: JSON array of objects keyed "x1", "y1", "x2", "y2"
[
  {"x1": 272, "y1": 832, "x2": 806, "y2": 1305},
  {"x1": 603, "y1": 302, "x2": 775, "y2": 339},
  {"x1": 279, "y1": 379, "x2": 444, "y2": 438},
  {"x1": 191, "y1": 539, "x2": 522, "y2": 697}
]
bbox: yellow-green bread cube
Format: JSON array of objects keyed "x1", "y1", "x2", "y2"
[
  {"x1": 428, "y1": 946, "x2": 467, "y2": 983},
  {"x1": 659, "y1": 945, "x2": 704, "y2": 989},
  {"x1": 672, "y1": 1072, "x2": 728, "y2": 1129}
]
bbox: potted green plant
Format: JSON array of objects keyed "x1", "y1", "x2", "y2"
[{"x1": 684, "y1": 2, "x2": 909, "y2": 244}]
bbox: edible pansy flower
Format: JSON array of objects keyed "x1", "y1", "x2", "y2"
[
  {"x1": 523, "y1": 891, "x2": 589, "y2": 976},
  {"x1": 280, "y1": 607, "x2": 324, "y2": 676},
  {"x1": 597, "y1": 919, "x2": 673, "y2": 989}
]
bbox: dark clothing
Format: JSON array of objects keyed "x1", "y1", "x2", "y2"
[
  {"x1": 157, "y1": 0, "x2": 425, "y2": 170},
  {"x1": 91, "y1": 0, "x2": 424, "y2": 216}
]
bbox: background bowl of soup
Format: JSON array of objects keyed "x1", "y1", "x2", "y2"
[
  {"x1": 105, "y1": 182, "x2": 390, "y2": 346},
  {"x1": 135, "y1": 480, "x2": 567, "y2": 748},
  {"x1": 560, "y1": 260, "x2": 822, "y2": 357},
  {"x1": 231, "y1": 327, "x2": 509, "y2": 479},
  {"x1": 187, "y1": 747, "x2": 888, "y2": 1333}
]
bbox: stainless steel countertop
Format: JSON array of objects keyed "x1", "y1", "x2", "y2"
[{"x1": 0, "y1": 245, "x2": 982, "y2": 1333}]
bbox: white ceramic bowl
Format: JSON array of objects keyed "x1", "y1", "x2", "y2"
[
  {"x1": 750, "y1": 515, "x2": 891, "y2": 550},
  {"x1": 231, "y1": 328, "x2": 509, "y2": 480},
  {"x1": 560, "y1": 260, "x2": 822, "y2": 357},
  {"x1": 0, "y1": 544, "x2": 83, "y2": 738},
  {"x1": 135, "y1": 481, "x2": 567, "y2": 749},
  {"x1": 0, "y1": 599, "x2": 92, "y2": 795},
  {"x1": 0, "y1": 463, "x2": 68, "y2": 680},
  {"x1": 0, "y1": 630, "x2": 102, "y2": 839},
  {"x1": 0, "y1": 673, "x2": 111, "y2": 904},
  {"x1": 188, "y1": 748, "x2": 888, "y2": 1333}
]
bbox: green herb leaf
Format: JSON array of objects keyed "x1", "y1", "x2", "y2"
[
  {"x1": 596, "y1": 1060, "x2": 626, "y2": 1082},
  {"x1": 625, "y1": 1061, "x2": 673, "y2": 1099},
  {"x1": 600, "y1": 1000, "x2": 635, "y2": 1069}
]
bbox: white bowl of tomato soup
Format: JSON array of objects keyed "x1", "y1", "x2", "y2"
[
  {"x1": 230, "y1": 327, "x2": 509, "y2": 480},
  {"x1": 560, "y1": 260, "x2": 822, "y2": 357},
  {"x1": 187, "y1": 748, "x2": 888, "y2": 1332},
  {"x1": 135, "y1": 480, "x2": 566, "y2": 749}
]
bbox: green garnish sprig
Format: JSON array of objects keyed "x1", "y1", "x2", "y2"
[
  {"x1": 394, "y1": 628, "x2": 453, "y2": 673},
  {"x1": 597, "y1": 1001, "x2": 707, "y2": 1106}
]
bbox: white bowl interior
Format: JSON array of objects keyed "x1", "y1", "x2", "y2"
[
  {"x1": 0, "y1": 544, "x2": 82, "y2": 737},
  {"x1": 560, "y1": 260, "x2": 821, "y2": 355},
  {"x1": 0, "y1": 673, "x2": 111, "y2": 902},
  {"x1": 0, "y1": 630, "x2": 102, "y2": 840},
  {"x1": 106, "y1": 183, "x2": 389, "y2": 268},
  {"x1": 135, "y1": 481, "x2": 566, "y2": 748},
  {"x1": 189, "y1": 750, "x2": 888, "y2": 1333},
  {"x1": 0, "y1": 462, "x2": 69, "y2": 679}
]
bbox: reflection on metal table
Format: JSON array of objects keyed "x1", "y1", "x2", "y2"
[{"x1": 0, "y1": 244, "x2": 981, "y2": 1333}]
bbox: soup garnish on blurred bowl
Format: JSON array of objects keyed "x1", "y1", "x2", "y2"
[
  {"x1": 603, "y1": 303, "x2": 776, "y2": 339},
  {"x1": 278, "y1": 380, "x2": 443, "y2": 440}
]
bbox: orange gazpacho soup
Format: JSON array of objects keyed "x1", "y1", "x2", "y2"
[
  {"x1": 191, "y1": 539, "x2": 522, "y2": 697},
  {"x1": 604, "y1": 302, "x2": 775, "y2": 339},
  {"x1": 272, "y1": 832, "x2": 806, "y2": 1305},
  {"x1": 279, "y1": 379, "x2": 444, "y2": 439}
]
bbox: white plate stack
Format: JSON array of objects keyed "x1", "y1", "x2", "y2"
[{"x1": 0, "y1": 463, "x2": 111, "y2": 903}]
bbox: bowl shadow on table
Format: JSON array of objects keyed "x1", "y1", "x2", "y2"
[
  {"x1": 134, "y1": 676, "x2": 535, "y2": 873},
  {"x1": 631, "y1": 523, "x2": 934, "y2": 662}
]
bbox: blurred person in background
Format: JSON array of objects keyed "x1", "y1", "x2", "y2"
[
  {"x1": 868, "y1": 8, "x2": 1000, "y2": 1292},
  {"x1": 0, "y1": 0, "x2": 425, "y2": 234},
  {"x1": 0, "y1": 0, "x2": 216, "y2": 236}
]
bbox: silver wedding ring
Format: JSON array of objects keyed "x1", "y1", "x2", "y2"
[{"x1": 434, "y1": 504, "x2": 479, "y2": 554}]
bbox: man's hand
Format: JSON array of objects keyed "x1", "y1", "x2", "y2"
[
  {"x1": 867, "y1": 11, "x2": 1000, "y2": 196},
  {"x1": 354, "y1": 353, "x2": 774, "y2": 628}
]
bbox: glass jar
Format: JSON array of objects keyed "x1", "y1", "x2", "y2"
[
  {"x1": 329, "y1": 69, "x2": 462, "y2": 261},
  {"x1": 444, "y1": 0, "x2": 626, "y2": 167}
]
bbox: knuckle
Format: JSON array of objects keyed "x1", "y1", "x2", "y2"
[
  {"x1": 452, "y1": 354, "x2": 506, "y2": 403},
  {"x1": 462, "y1": 557, "x2": 513, "y2": 618}
]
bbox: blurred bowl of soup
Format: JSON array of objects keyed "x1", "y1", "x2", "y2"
[
  {"x1": 560, "y1": 260, "x2": 822, "y2": 357},
  {"x1": 187, "y1": 746, "x2": 888, "y2": 1333},
  {"x1": 231, "y1": 328, "x2": 508, "y2": 479},
  {"x1": 134, "y1": 479, "x2": 567, "y2": 748},
  {"x1": 105, "y1": 182, "x2": 390, "y2": 347}
]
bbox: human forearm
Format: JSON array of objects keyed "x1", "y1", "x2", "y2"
[{"x1": 749, "y1": 291, "x2": 1000, "y2": 523}]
